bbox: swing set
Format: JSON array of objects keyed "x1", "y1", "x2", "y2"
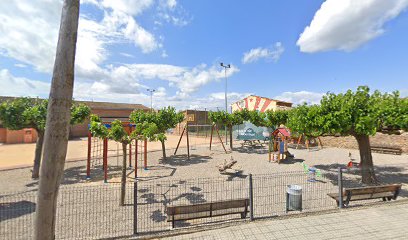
[{"x1": 174, "y1": 122, "x2": 228, "y2": 159}]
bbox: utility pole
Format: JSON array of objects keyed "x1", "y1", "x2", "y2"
[
  {"x1": 220, "y1": 62, "x2": 230, "y2": 145},
  {"x1": 147, "y1": 89, "x2": 155, "y2": 112}
]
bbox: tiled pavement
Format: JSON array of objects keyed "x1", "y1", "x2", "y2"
[{"x1": 162, "y1": 201, "x2": 408, "y2": 239}]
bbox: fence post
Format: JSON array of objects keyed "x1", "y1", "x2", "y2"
[
  {"x1": 133, "y1": 178, "x2": 138, "y2": 235},
  {"x1": 249, "y1": 173, "x2": 254, "y2": 221},
  {"x1": 338, "y1": 167, "x2": 343, "y2": 209}
]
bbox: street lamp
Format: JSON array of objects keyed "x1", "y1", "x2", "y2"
[
  {"x1": 146, "y1": 88, "x2": 155, "y2": 112},
  {"x1": 220, "y1": 62, "x2": 230, "y2": 145}
]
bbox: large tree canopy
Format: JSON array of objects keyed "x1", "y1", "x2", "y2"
[
  {"x1": 130, "y1": 107, "x2": 184, "y2": 159},
  {"x1": 297, "y1": 86, "x2": 407, "y2": 183},
  {"x1": 286, "y1": 104, "x2": 323, "y2": 138},
  {"x1": 0, "y1": 97, "x2": 90, "y2": 178}
]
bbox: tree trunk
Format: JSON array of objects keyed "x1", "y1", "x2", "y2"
[
  {"x1": 161, "y1": 140, "x2": 166, "y2": 160},
  {"x1": 120, "y1": 142, "x2": 127, "y2": 206},
  {"x1": 35, "y1": 1, "x2": 80, "y2": 239},
  {"x1": 32, "y1": 131, "x2": 44, "y2": 179},
  {"x1": 229, "y1": 125, "x2": 233, "y2": 150},
  {"x1": 354, "y1": 134, "x2": 377, "y2": 184}
]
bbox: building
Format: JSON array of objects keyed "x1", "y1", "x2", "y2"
[
  {"x1": 174, "y1": 110, "x2": 210, "y2": 135},
  {"x1": 0, "y1": 97, "x2": 149, "y2": 144},
  {"x1": 231, "y1": 95, "x2": 292, "y2": 113}
]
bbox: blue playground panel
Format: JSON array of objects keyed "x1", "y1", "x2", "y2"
[{"x1": 88, "y1": 123, "x2": 135, "y2": 129}]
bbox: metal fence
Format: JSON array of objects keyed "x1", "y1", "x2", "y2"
[{"x1": 1, "y1": 167, "x2": 407, "y2": 239}]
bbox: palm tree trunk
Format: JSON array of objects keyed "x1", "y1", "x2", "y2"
[
  {"x1": 35, "y1": 1, "x2": 80, "y2": 239},
  {"x1": 32, "y1": 131, "x2": 44, "y2": 179},
  {"x1": 354, "y1": 134, "x2": 377, "y2": 184},
  {"x1": 120, "y1": 142, "x2": 127, "y2": 206}
]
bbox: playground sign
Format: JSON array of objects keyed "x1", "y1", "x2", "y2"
[{"x1": 234, "y1": 121, "x2": 271, "y2": 141}]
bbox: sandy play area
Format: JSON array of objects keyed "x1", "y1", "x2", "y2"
[
  {"x1": 0, "y1": 134, "x2": 211, "y2": 169},
  {"x1": 1, "y1": 142, "x2": 407, "y2": 239}
]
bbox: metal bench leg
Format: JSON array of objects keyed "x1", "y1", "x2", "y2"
[{"x1": 172, "y1": 215, "x2": 175, "y2": 229}]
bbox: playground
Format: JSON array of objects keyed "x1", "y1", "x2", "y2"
[
  {"x1": 1, "y1": 136, "x2": 407, "y2": 192},
  {"x1": 1, "y1": 130, "x2": 408, "y2": 239}
]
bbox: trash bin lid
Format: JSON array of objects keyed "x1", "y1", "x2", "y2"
[{"x1": 287, "y1": 185, "x2": 302, "y2": 194}]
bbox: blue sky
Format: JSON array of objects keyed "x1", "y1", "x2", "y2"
[{"x1": 0, "y1": 0, "x2": 407, "y2": 110}]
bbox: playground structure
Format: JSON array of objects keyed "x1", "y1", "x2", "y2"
[
  {"x1": 269, "y1": 128, "x2": 292, "y2": 163},
  {"x1": 86, "y1": 122, "x2": 148, "y2": 183}
]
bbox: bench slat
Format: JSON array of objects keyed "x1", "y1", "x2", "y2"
[
  {"x1": 167, "y1": 198, "x2": 249, "y2": 215},
  {"x1": 167, "y1": 208, "x2": 248, "y2": 222}
]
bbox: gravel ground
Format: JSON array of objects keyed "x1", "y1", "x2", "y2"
[{"x1": 1, "y1": 144, "x2": 407, "y2": 239}]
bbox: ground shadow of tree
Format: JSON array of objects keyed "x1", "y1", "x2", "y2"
[
  {"x1": 160, "y1": 154, "x2": 212, "y2": 166},
  {"x1": 135, "y1": 165, "x2": 177, "y2": 182},
  {"x1": 0, "y1": 200, "x2": 35, "y2": 222},
  {"x1": 314, "y1": 163, "x2": 408, "y2": 197},
  {"x1": 278, "y1": 158, "x2": 304, "y2": 165},
  {"x1": 25, "y1": 165, "x2": 125, "y2": 188},
  {"x1": 234, "y1": 145, "x2": 269, "y2": 154}
]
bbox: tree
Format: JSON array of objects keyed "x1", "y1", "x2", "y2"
[
  {"x1": 208, "y1": 111, "x2": 244, "y2": 149},
  {"x1": 130, "y1": 107, "x2": 184, "y2": 160},
  {"x1": 286, "y1": 104, "x2": 323, "y2": 138},
  {"x1": 89, "y1": 115, "x2": 132, "y2": 206},
  {"x1": 318, "y1": 86, "x2": 407, "y2": 183},
  {"x1": 35, "y1": 0, "x2": 80, "y2": 239},
  {"x1": 265, "y1": 109, "x2": 289, "y2": 128},
  {"x1": 286, "y1": 86, "x2": 407, "y2": 184},
  {"x1": 0, "y1": 98, "x2": 90, "y2": 178}
]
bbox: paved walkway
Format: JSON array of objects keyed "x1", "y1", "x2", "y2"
[{"x1": 162, "y1": 201, "x2": 408, "y2": 240}]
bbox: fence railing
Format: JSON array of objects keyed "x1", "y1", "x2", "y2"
[{"x1": 1, "y1": 167, "x2": 407, "y2": 239}]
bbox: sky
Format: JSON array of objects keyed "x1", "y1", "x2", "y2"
[{"x1": 0, "y1": 0, "x2": 408, "y2": 110}]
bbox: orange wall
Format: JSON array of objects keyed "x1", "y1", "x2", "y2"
[
  {"x1": 0, "y1": 128, "x2": 38, "y2": 144},
  {"x1": 0, "y1": 128, "x2": 6, "y2": 143},
  {"x1": 0, "y1": 108, "x2": 140, "y2": 143}
]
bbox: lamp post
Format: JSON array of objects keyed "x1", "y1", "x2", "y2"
[
  {"x1": 146, "y1": 89, "x2": 155, "y2": 112},
  {"x1": 220, "y1": 62, "x2": 230, "y2": 145}
]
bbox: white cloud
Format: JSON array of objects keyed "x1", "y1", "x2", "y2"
[
  {"x1": 80, "y1": 63, "x2": 240, "y2": 98},
  {"x1": 209, "y1": 92, "x2": 251, "y2": 101},
  {"x1": 297, "y1": 0, "x2": 408, "y2": 53},
  {"x1": 14, "y1": 63, "x2": 27, "y2": 68},
  {"x1": 156, "y1": 0, "x2": 190, "y2": 27},
  {"x1": 164, "y1": 0, "x2": 177, "y2": 9},
  {"x1": 242, "y1": 42, "x2": 284, "y2": 64},
  {"x1": 0, "y1": 69, "x2": 50, "y2": 97},
  {"x1": 120, "y1": 52, "x2": 135, "y2": 58},
  {"x1": 100, "y1": 0, "x2": 154, "y2": 16},
  {"x1": 0, "y1": 0, "x2": 61, "y2": 72},
  {"x1": 0, "y1": 66, "x2": 244, "y2": 111},
  {"x1": 0, "y1": 0, "x2": 164, "y2": 76},
  {"x1": 153, "y1": 87, "x2": 167, "y2": 97},
  {"x1": 274, "y1": 91, "x2": 324, "y2": 105},
  {"x1": 161, "y1": 50, "x2": 169, "y2": 58}
]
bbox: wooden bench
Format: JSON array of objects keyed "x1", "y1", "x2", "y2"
[
  {"x1": 166, "y1": 198, "x2": 249, "y2": 228},
  {"x1": 327, "y1": 184, "x2": 402, "y2": 207},
  {"x1": 371, "y1": 145, "x2": 402, "y2": 155}
]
